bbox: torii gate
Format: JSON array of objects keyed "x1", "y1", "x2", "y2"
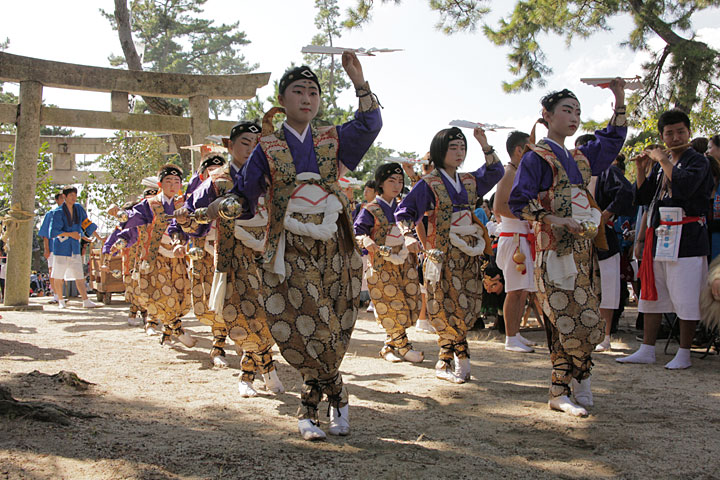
[{"x1": 0, "y1": 52, "x2": 270, "y2": 307}]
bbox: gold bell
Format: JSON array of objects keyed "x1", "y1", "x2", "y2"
[
  {"x1": 579, "y1": 221, "x2": 598, "y2": 239},
  {"x1": 512, "y1": 251, "x2": 526, "y2": 264},
  {"x1": 116, "y1": 210, "x2": 129, "y2": 223},
  {"x1": 377, "y1": 245, "x2": 392, "y2": 257},
  {"x1": 218, "y1": 197, "x2": 243, "y2": 220},
  {"x1": 187, "y1": 246, "x2": 206, "y2": 261},
  {"x1": 193, "y1": 208, "x2": 211, "y2": 224}
]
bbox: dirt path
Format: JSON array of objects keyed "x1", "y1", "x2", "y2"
[{"x1": 1, "y1": 297, "x2": 718, "y2": 479}]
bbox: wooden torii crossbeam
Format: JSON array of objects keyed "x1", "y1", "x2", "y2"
[{"x1": 0, "y1": 52, "x2": 270, "y2": 307}]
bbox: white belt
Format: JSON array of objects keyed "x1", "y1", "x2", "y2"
[
  {"x1": 266, "y1": 172, "x2": 344, "y2": 281},
  {"x1": 235, "y1": 212, "x2": 268, "y2": 252},
  {"x1": 449, "y1": 211, "x2": 486, "y2": 257},
  {"x1": 158, "y1": 243, "x2": 175, "y2": 259}
]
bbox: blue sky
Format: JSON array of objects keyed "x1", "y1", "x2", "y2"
[{"x1": 3, "y1": 0, "x2": 720, "y2": 172}]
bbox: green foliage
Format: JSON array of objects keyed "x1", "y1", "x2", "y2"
[
  {"x1": 0, "y1": 143, "x2": 55, "y2": 217},
  {"x1": 102, "y1": 0, "x2": 257, "y2": 117},
  {"x1": 82, "y1": 132, "x2": 170, "y2": 223}
]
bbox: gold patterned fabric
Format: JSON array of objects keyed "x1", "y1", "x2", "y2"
[
  {"x1": 189, "y1": 236, "x2": 228, "y2": 357},
  {"x1": 259, "y1": 126, "x2": 357, "y2": 267},
  {"x1": 423, "y1": 171, "x2": 477, "y2": 255},
  {"x1": 219, "y1": 225, "x2": 278, "y2": 382},
  {"x1": 519, "y1": 143, "x2": 605, "y2": 398},
  {"x1": 536, "y1": 237, "x2": 603, "y2": 398},
  {"x1": 422, "y1": 172, "x2": 486, "y2": 365},
  {"x1": 425, "y1": 239, "x2": 483, "y2": 364},
  {"x1": 525, "y1": 142, "x2": 607, "y2": 255},
  {"x1": 259, "y1": 212, "x2": 362, "y2": 421},
  {"x1": 363, "y1": 202, "x2": 422, "y2": 357},
  {"x1": 133, "y1": 255, "x2": 191, "y2": 331}
]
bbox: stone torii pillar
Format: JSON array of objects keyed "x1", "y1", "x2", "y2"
[
  {"x1": 189, "y1": 95, "x2": 209, "y2": 173},
  {"x1": 3, "y1": 81, "x2": 43, "y2": 307}
]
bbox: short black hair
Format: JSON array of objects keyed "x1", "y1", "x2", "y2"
[
  {"x1": 575, "y1": 134, "x2": 597, "y2": 148},
  {"x1": 506, "y1": 131, "x2": 530, "y2": 156},
  {"x1": 658, "y1": 109, "x2": 691, "y2": 135},
  {"x1": 364, "y1": 180, "x2": 376, "y2": 191},
  {"x1": 429, "y1": 127, "x2": 467, "y2": 170},
  {"x1": 62, "y1": 186, "x2": 77, "y2": 196},
  {"x1": 54, "y1": 192, "x2": 64, "y2": 201}
]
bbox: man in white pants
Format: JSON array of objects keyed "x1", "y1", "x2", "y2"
[
  {"x1": 38, "y1": 192, "x2": 65, "y2": 303},
  {"x1": 493, "y1": 131, "x2": 537, "y2": 353},
  {"x1": 618, "y1": 109, "x2": 713, "y2": 369},
  {"x1": 49, "y1": 186, "x2": 103, "y2": 309}
]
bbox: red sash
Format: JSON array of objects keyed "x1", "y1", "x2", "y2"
[
  {"x1": 499, "y1": 232, "x2": 536, "y2": 260},
  {"x1": 639, "y1": 216, "x2": 703, "y2": 301}
]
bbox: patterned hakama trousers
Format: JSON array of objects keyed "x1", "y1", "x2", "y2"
[
  {"x1": 425, "y1": 236, "x2": 484, "y2": 366},
  {"x1": 189, "y1": 244, "x2": 228, "y2": 358},
  {"x1": 258, "y1": 213, "x2": 362, "y2": 421},
  {"x1": 366, "y1": 249, "x2": 421, "y2": 357},
  {"x1": 133, "y1": 256, "x2": 191, "y2": 338},
  {"x1": 217, "y1": 225, "x2": 277, "y2": 382},
  {"x1": 536, "y1": 239, "x2": 604, "y2": 398}
]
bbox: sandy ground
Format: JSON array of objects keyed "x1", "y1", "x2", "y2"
[{"x1": 1, "y1": 296, "x2": 719, "y2": 480}]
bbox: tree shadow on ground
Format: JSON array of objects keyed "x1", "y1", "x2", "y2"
[
  {"x1": 0, "y1": 339, "x2": 73, "y2": 362},
  {"x1": 0, "y1": 369, "x2": 612, "y2": 480}
]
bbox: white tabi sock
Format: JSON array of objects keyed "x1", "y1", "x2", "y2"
[
  {"x1": 571, "y1": 377, "x2": 593, "y2": 408},
  {"x1": 665, "y1": 347, "x2": 692, "y2": 370},
  {"x1": 516, "y1": 333, "x2": 537, "y2": 346},
  {"x1": 298, "y1": 419, "x2": 326, "y2": 441},
  {"x1": 505, "y1": 335, "x2": 534, "y2": 353},
  {"x1": 238, "y1": 379, "x2": 258, "y2": 398},
  {"x1": 328, "y1": 405, "x2": 350, "y2": 436},
  {"x1": 595, "y1": 335, "x2": 611, "y2": 352},
  {"x1": 549, "y1": 395, "x2": 588, "y2": 417},
  {"x1": 616, "y1": 343, "x2": 656, "y2": 364}
]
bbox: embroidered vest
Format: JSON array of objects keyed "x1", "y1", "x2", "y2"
[
  {"x1": 424, "y1": 170, "x2": 487, "y2": 254},
  {"x1": 141, "y1": 193, "x2": 184, "y2": 263},
  {"x1": 527, "y1": 142, "x2": 607, "y2": 255},
  {"x1": 259, "y1": 126, "x2": 356, "y2": 265},
  {"x1": 365, "y1": 201, "x2": 392, "y2": 270}
]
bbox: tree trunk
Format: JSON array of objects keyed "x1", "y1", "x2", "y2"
[{"x1": 113, "y1": 0, "x2": 191, "y2": 174}]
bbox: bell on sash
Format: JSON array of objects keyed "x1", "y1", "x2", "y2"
[{"x1": 376, "y1": 245, "x2": 393, "y2": 257}]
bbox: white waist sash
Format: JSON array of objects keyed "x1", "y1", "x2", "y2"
[
  {"x1": 267, "y1": 172, "x2": 344, "y2": 281},
  {"x1": 498, "y1": 216, "x2": 531, "y2": 234},
  {"x1": 449, "y1": 210, "x2": 486, "y2": 257},
  {"x1": 545, "y1": 187, "x2": 601, "y2": 290}
]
